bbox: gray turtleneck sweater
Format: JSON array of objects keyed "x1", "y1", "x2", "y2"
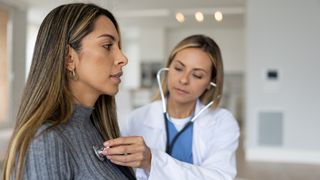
[{"x1": 23, "y1": 105, "x2": 134, "y2": 180}]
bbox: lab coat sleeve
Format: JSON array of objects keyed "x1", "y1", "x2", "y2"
[{"x1": 146, "y1": 111, "x2": 240, "y2": 180}]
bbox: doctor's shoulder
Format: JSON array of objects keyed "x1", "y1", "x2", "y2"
[
  {"x1": 126, "y1": 100, "x2": 162, "y2": 124},
  {"x1": 205, "y1": 108, "x2": 239, "y2": 129}
]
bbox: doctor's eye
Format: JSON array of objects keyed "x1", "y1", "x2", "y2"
[
  {"x1": 193, "y1": 74, "x2": 203, "y2": 79},
  {"x1": 174, "y1": 67, "x2": 183, "y2": 72},
  {"x1": 192, "y1": 72, "x2": 204, "y2": 79}
]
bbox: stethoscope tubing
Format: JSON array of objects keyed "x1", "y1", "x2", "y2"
[
  {"x1": 157, "y1": 68, "x2": 216, "y2": 154},
  {"x1": 156, "y1": 68, "x2": 169, "y2": 113}
]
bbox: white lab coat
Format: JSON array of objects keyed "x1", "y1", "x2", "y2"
[{"x1": 120, "y1": 100, "x2": 240, "y2": 180}]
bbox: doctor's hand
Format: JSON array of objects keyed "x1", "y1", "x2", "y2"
[{"x1": 102, "y1": 136, "x2": 152, "y2": 172}]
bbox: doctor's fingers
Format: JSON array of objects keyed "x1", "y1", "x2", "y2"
[
  {"x1": 104, "y1": 136, "x2": 145, "y2": 147},
  {"x1": 107, "y1": 147, "x2": 152, "y2": 171},
  {"x1": 108, "y1": 156, "x2": 145, "y2": 168},
  {"x1": 103, "y1": 143, "x2": 147, "y2": 156},
  {"x1": 107, "y1": 152, "x2": 145, "y2": 165}
]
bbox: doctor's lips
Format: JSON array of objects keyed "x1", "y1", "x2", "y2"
[
  {"x1": 174, "y1": 87, "x2": 189, "y2": 94},
  {"x1": 110, "y1": 71, "x2": 123, "y2": 83}
]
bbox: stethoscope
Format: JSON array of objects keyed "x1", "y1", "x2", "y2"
[{"x1": 156, "y1": 68, "x2": 216, "y2": 154}]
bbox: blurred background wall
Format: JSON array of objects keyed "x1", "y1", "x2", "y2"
[{"x1": 245, "y1": 0, "x2": 320, "y2": 163}]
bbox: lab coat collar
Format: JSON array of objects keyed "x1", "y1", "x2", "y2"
[
  {"x1": 142, "y1": 99, "x2": 210, "y2": 129},
  {"x1": 194, "y1": 99, "x2": 205, "y2": 119},
  {"x1": 193, "y1": 99, "x2": 213, "y2": 126}
]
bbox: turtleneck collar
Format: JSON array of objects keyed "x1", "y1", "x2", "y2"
[{"x1": 69, "y1": 104, "x2": 94, "y2": 125}]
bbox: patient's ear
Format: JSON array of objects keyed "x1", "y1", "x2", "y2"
[{"x1": 65, "y1": 45, "x2": 78, "y2": 71}]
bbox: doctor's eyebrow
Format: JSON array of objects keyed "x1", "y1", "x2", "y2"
[{"x1": 174, "y1": 60, "x2": 209, "y2": 74}]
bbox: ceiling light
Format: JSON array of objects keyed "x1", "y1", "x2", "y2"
[
  {"x1": 175, "y1": 12, "x2": 185, "y2": 23},
  {"x1": 214, "y1": 11, "x2": 223, "y2": 21},
  {"x1": 195, "y1": 12, "x2": 204, "y2": 22}
]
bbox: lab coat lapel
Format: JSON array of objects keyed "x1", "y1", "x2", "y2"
[
  {"x1": 194, "y1": 99, "x2": 218, "y2": 128},
  {"x1": 142, "y1": 101, "x2": 167, "y2": 151}
]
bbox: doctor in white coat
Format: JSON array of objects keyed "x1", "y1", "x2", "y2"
[{"x1": 102, "y1": 34, "x2": 240, "y2": 180}]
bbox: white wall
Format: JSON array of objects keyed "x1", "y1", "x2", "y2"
[
  {"x1": 0, "y1": 3, "x2": 27, "y2": 129},
  {"x1": 120, "y1": 26, "x2": 166, "y2": 89},
  {"x1": 0, "y1": 2, "x2": 27, "y2": 160},
  {"x1": 10, "y1": 8, "x2": 27, "y2": 128},
  {"x1": 140, "y1": 27, "x2": 165, "y2": 62},
  {"x1": 245, "y1": 0, "x2": 320, "y2": 163},
  {"x1": 26, "y1": 24, "x2": 38, "y2": 77}
]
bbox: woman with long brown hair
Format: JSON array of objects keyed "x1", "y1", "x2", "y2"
[{"x1": 2, "y1": 3, "x2": 135, "y2": 180}]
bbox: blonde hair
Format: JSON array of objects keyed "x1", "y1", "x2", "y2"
[
  {"x1": 3, "y1": 3, "x2": 123, "y2": 180},
  {"x1": 155, "y1": 34, "x2": 224, "y2": 109}
]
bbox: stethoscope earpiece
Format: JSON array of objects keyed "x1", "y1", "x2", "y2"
[{"x1": 210, "y1": 82, "x2": 217, "y2": 87}]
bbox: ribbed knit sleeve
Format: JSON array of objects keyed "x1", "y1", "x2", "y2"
[
  {"x1": 24, "y1": 127, "x2": 73, "y2": 180},
  {"x1": 20, "y1": 105, "x2": 135, "y2": 180}
]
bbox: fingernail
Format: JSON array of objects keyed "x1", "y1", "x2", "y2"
[
  {"x1": 103, "y1": 141, "x2": 109, "y2": 147},
  {"x1": 101, "y1": 149, "x2": 107, "y2": 155}
]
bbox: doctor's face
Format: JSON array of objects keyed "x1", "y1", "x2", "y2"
[{"x1": 167, "y1": 48, "x2": 212, "y2": 105}]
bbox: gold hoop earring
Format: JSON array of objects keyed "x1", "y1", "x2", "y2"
[
  {"x1": 70, "y1": 69, "x2": 78, "y2": 80},
  {"x1": 72, "y1": 70, "x2": 76, "y2": 78}
]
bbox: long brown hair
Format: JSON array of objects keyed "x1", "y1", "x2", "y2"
[
  {"x1": 3, "y1": 3, "x2": 122, "y2": 180},
  {"x1": 155, "y1": 34, "x2": 224, "y2": 109}
]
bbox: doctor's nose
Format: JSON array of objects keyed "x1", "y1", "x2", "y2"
[{"x1": 179, "y1": 72, "x2": 189, "y2": 85}]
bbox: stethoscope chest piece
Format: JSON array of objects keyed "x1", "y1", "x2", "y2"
[{"x1": 93, "y1": 145, "x2": 105, "y2": 161}]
